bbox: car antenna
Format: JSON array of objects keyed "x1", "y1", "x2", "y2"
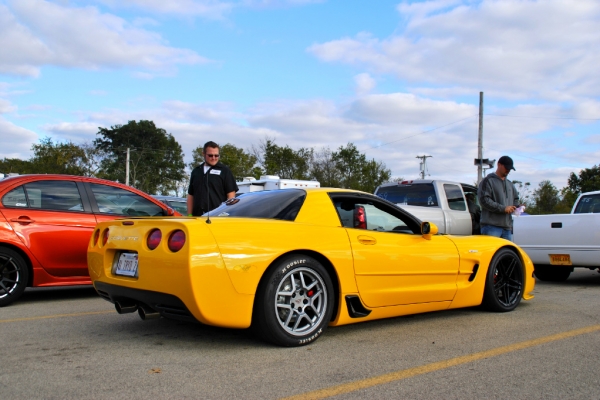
[{"x1": 205, "y1": 164, "x2": 212, "y2": 224}]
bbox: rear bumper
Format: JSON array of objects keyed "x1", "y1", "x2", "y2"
[{"x1": 94, "y1": 281, "x2": 196, "y2": 323}]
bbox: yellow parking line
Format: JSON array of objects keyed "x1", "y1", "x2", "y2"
[
  {"x1": 0, "y1": 310, "x2": 114, "y2": 323},
  {"x1": 282, "y1": 324, "x2": 600, "y2": 400}
]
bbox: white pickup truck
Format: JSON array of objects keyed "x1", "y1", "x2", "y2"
[
  {"x1": 374, "y1": 179, "x2": 479, "y2": 235},
  {"x1": 513, "y1": 190, "x2": 600, "y2": 281}
]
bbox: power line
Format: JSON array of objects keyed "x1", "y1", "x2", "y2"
[
  {"x1": 486, "y1": 114, "x2": 600, "y2": 121},
  {"x1": 367, "y1": 115, "x2": 478, "y2": 150}
]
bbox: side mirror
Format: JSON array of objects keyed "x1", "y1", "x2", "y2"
[
  {"x1": 421, "y1": 222, "x2": 438, "y2": 240},
  {"x1": 165, "y1": 207, "x2": 175, "y2": 216}
]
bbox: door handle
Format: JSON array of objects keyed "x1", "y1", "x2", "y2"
[
  {"x1": 10, "y1": 217, "x2": 35, "y2": 224},
  {"x1": 357, "y1": 235, "x2": 376, "y2": 245}
]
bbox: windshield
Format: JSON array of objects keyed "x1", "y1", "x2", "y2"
[
  {"x1": 375, "y1": 184, "x2": 439, "y2": 207},
  {"x1": 207, "y1": 189, "x2": 306, "y2": 221}
]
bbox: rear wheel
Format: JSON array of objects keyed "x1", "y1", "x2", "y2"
[
  {"x1": 534, "y1": 265, "x2": 572, "y2": 282},
  {"x1": 0, "y1": 248, "x2": 29, "y2": 307},
  {"x1": 482, "y1": 248, "x2": 523, "y2": 312},
  {"x1": 252, "y1": 255, "x2": 334, "y2": 347}
]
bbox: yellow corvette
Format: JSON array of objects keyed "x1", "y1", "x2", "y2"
[{"x1": 88, "y1": 188, "x2": 535, "y2": 346}]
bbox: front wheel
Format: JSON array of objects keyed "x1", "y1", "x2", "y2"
[
  {"x1": 482, "y1": 248, "x2": 523, "y2": 312},
  {"x1": 252, "y1": 255, "x2": 334, "y2": 347},
  {"x1": 0, "y1": 248, "x2": 29, "y2": 307}
]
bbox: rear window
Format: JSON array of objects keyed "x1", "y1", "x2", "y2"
[
  {"x1": 375, "y1": 184, "x2": 438, "y2": 207},
  {"x1": 573, "y1": 193, "x2": 600, "y2": 213},
  {"x1": 208, "y1": 189, "x2": 306, "y2": 221}
]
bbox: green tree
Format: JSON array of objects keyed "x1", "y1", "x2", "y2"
[
  {"x1": 311, "y1": 147, "x2": 340, "y2": 187},
  {"x1": 94, "y1": 120, "x2": 185, "y2": 194},
  {"x1": 260, "y1": 140, "x2": 313, "y2": 180},
  {"x1": 529, "y1": 180, "x2": 560, "y2": 215},
  {"x1": 558, "y1": 165, "x2": 600, "y2": 211},
  {"x1": 330, "y1": 143, "x2": 391, "y2": 192},
  {"x1": 0, "y1": 158, "x2": 33, "y2": 174},
  {"x1": 29, "y1": 137, "x2": 87, "y2": 175}
]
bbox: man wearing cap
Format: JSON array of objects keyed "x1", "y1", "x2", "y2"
[{"x1": 477, "y1": 155, "x2": 520, "y2": 241}]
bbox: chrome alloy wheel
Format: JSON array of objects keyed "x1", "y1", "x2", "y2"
[{"x1": 274, "y1": 267, "x2": 328, "y2": 337}]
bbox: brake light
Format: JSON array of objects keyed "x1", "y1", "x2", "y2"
[
  {"x1": 102, "y1": 228, "x2": 109, "y2": 246},
  {"x1": 354, "y1": 206, "x2": 367, "y2": 229},
  {"x1": 168, "y1": 230, "x2": 186, "y2": 252},
  {"x1": 147, "y1": 229, "x2": 162, "y2": 250},
  {"x1": 93, "y1": 229, "x2": 100, "y2": 246}
]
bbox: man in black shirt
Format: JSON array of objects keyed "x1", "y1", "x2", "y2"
[{"x1": 187, "y1": 141, "x2": 238, "y2": 216}]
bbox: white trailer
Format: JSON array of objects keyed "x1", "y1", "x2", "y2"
[{"x1": 237, "y1": 175, "x2": 320, "y2": 194}]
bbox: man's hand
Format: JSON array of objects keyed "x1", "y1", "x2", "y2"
[{"x1": 505, "y1": 205, "x2": 517, "y2": 214}]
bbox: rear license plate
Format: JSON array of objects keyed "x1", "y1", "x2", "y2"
[
  {"x1": 549, "y1": 254, "x2": 571, "y2": 265},
  {"x1": 115, "y1": 252, "x2": 138, "y2": 277}
]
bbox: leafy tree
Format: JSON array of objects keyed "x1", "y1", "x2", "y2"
[
  {"x1": 260, "y1": 140, "x2": 313, "y2": 180},
  {"x1": 311, "y1": 147, "x2": 340, "y2": 187},
  {"x1": 0, "y1": 158, "x2": 33, "y2": 174},
  {"x1": 94, "y1": 120, "x2": 185, "y2": 195},
  {"x1": 557, "y1": 165, "x2": 600, "y2": 212},
  {"x1": 29, "y1": 137, "x2": 87, "y2": 175},
  {"x1": 330, "y1": 143, "x2": 391, "y2": 192},
  {"x1": 528, "y1": 180, "x2": 560, "y2": 215}
]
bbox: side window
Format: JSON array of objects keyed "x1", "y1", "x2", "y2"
[
  {"x1": 334, "y1": 200, "x2": 410, "y2": 233},
  {"x1": 2, "y1": 186, "x2": 28, "y2": 207},
  {"x1": 18, "y1": 181, "x2": 83, "y2": 211},
  {"x1": 89, "y1": 184, "x2": 164, "y2": 216},
  {"x1": 444, "y1": 184, "x2": 466, "y2": 211}
]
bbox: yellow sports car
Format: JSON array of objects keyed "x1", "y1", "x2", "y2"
[{"x1": 88, "y1": 188, "x2": 535, "y2": 347}]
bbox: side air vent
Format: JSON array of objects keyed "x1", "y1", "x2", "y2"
[{"x1": 345, "y1": 295, "x2": 371, "y2": 318}]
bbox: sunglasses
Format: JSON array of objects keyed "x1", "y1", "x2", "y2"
[{"x1": 205, "y1": 154, "x2": 220, "y2": 158}]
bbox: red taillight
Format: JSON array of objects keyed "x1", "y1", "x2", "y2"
[
  {"x1": 168, "y1": 230, "x2": 186, "y2": 252},
  {"x1": 147, "y1": 229, "x2": 162, "y2": 250},
  {"x1": 93, "y1": 229, "x2": 100, "y2": 246},
  {"x1": 354, "y1": 206, "x2": 367, "y2": 229},
  {"x1": 102, "y1": 229, "x2": 110, "y2": 246}
]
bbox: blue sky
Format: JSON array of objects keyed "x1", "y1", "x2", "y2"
[{"x1": 1, "y1": 0, "x2": 599, "y2": 195}]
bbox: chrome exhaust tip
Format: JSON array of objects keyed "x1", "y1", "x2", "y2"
[
  {"x1": 115, "y1": 301, "x2": 138, "y2": 314},
  {"x1": 138, "y1": 304, "x2": 161, "y2": 320}
]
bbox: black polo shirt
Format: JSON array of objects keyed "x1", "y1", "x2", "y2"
[{"x1": 188, "y1": 162, "x2": 238, "y2": 215}]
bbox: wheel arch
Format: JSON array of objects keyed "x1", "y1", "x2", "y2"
[
  {"x1": 0, "y1": 243, "x2": 33, "y2": 287},
  {"x1": 253, "y1": 249, "x2": 341, "y2": 323}
]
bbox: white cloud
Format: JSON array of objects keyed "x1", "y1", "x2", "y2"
[
  {"x1": 0, "y1": 117, "x2": 38, "y2": 159},
  {"x1": 308, "y1": 0, "x2": 600, "y2": 101},
  {"x1": 354, "y1": 73, "x2": 376, "y2": 96},
  {"x1": 0, "y1": 0, "x2": 208, "y2": 77}
]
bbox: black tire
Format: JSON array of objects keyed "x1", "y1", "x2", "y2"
[
  {"x1": 252, "y1": 255, "x2": 334, "y2": 347},
  {"x1": 0, "y1": 248, "x2": 29, "y2": 307},
  {"x1": 533, "y1": 265, "x2": 572, "y2": 282},
  {"x1": 482, "y1": 248, "x2": 523, "y2": 312}
]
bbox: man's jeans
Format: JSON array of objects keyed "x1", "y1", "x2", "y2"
[{"x1": 480, "y1": 224, "x2": 513, "y2": 241}]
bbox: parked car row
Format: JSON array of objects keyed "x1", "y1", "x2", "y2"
[{"x1": 0, "y1": 175, "x2": 182, "y2": 306}]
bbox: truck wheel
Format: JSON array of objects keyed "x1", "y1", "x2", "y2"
[
  {"x1": 533, "y1": 265, "x2": 572, "y2": 282},
  {"x1": 0, "y1": 248, "x2": 29, "y2": 307},
  {"x1": 482, "y1": 248, "x2": 523, "y2": 312},
  {"x1": 252, "y1": 255, "x2": 334, "y2": 347}
]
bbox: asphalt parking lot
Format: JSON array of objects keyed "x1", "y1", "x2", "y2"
[{"x1": 1, "y1": 269, "x2": 599, "y2": 399}]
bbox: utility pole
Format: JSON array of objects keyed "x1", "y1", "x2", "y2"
[
  {"x1": 125, "y1": 147, "x2": 130, "y2": 186},
  {"x1": 474, "y1": 92, "x2": 495, "y2": 183},
  {"x1": 416, "y1": 155, "x2": 432, "y2": 179}
]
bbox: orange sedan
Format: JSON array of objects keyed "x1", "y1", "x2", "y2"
[{"x1": 0, "y1": 174, "x2": 179, "y2": 306}]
